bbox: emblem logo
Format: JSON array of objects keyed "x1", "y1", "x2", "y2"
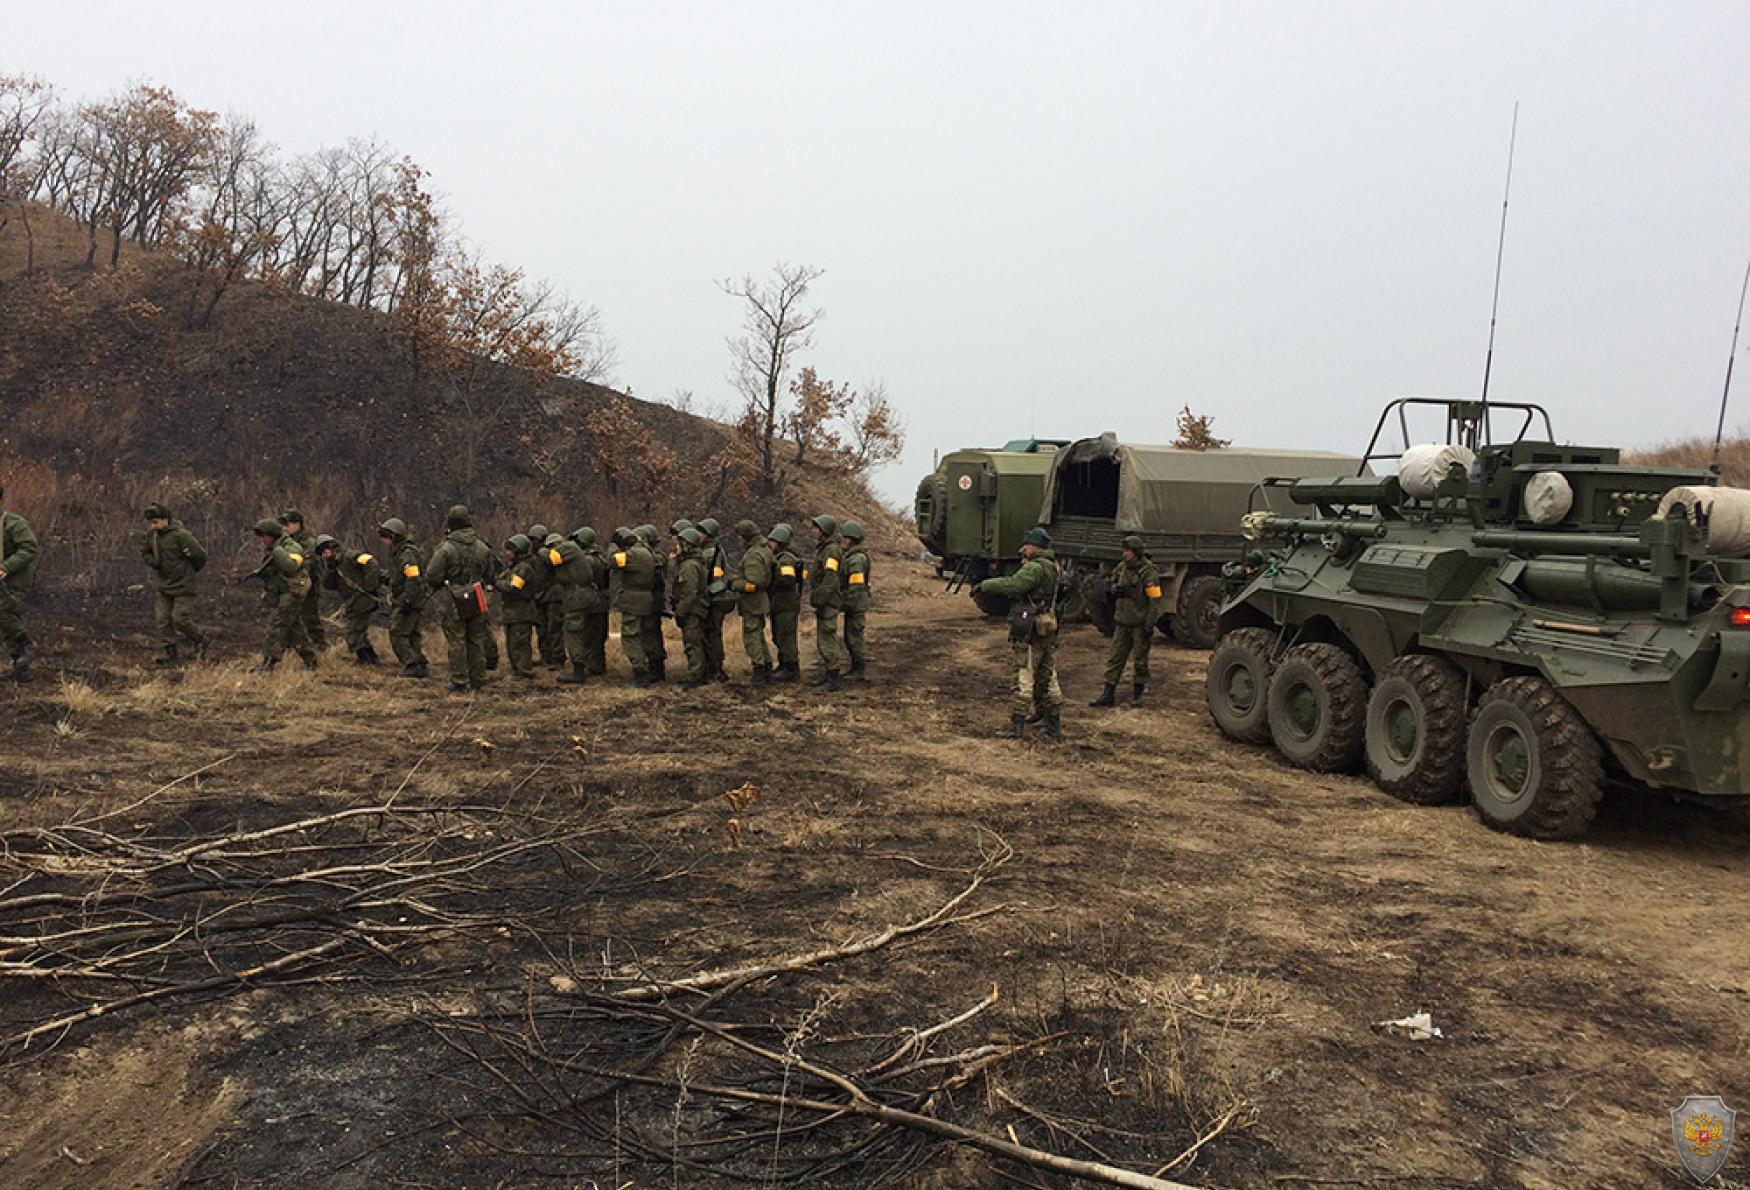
[
  {"x1": 957, "y1": 474, "x2": 973, "y2": 491},
  {"x1": 1672, "y1": 1095, "x2": 1736, "y2": 1184}
]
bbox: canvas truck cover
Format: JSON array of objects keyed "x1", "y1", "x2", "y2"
[{"x1": 1040, "y1": 434, "x2": 1364, "y2": 535}]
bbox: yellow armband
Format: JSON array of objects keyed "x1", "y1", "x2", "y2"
[
  {"x1": 356, "y1": 553, "x2": 374, "y2": 565},
  {"x1": 614, "y1": 552, "x2": 628, "y2": 567},
  {"x1": 403, "y1": 564, "x2": 420, "y2": 578},
  {"x1": 848, "y1": 572, "x2": 866, "y2": 585},
  {"x1": 779, "y1": 565, "x2": 797, "y2": 578},
  {"x1": 510, "y1": 574, "x2": 526, "y2": 590},
  {"x1": 825, "y1": 557, "x2": 840, "y2": 572},
  {"x1": 1145, "y1": 584, "x2": 1163, "y2": 599}
]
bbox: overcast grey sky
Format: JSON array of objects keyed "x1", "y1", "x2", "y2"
[{"x1": 11, "y1": 1, "x2": 1750, "y2": 502}]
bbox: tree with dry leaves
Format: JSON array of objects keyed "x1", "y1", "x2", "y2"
[
  {"x1": 846, "y1": 380, "x2": 907, "y2": 476},
  {"x1": 783, "y1": 366, "x2": 852, "y2": 465},
  {"x1": 584, "y1": 395, "x2": 676, "y2": 501},
  {"x1": 722, "y1": 262, "x2": 823, "y2": 491},
  {"x1": 1172, "y1": 405, "x2": 1230, "y2": 451},
  {"x1": 0, "y1": 74, "x2": 55, "y2": 268}
]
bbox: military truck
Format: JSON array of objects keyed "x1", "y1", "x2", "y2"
[
  {"x1": 1207, "y1": 395, "x2": 1747, "y2": 839},
  {"x1": 915, "y1": 441, "x2": 1064, "y2": 595}
]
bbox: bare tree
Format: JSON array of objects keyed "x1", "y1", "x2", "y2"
[
  {"x1": 0, "y1": 74, "x2": 55, "y2": 270},
  {"x1": 846, "y1": 380, "x2": 907, "y2": 476},
  {"x1": 721, "y1": 262, "x2": 824, "y2": 491},
  {"x1": 177, "y1": 114, "x2": 282, "y2": 328}
]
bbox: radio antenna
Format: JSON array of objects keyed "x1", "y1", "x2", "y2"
[
  {"x1": 1710, "y1": 256, "x2": 1750, "y2": 475},
  {"x1": 1476, "y1": 102, "x2": 1519, "y2": 448}
]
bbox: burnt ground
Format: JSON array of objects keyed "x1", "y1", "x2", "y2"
[{"x1": 1, "y1": 565, "x2": 1747, "y2": 1189}]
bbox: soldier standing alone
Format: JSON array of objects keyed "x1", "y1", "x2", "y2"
[
  {"x1": 0, "y1": 483, "x2": 40, "y2": 683},
  {"x1": 252, "y1": 517, "x2": 318, "y2": 672},
  {"x1": 734, "y1": 519, "x2": 774, "y2": 684},
  {"x1": 378, "y1": 517, "x2": 430, "y2": 679},
  {"x1": 426, "y1": 504, "x2": 493, "y2": 692},
  {"x1": 975, "y1": 526, "x2": 1063, "y2": 740},
  {"x1": 839, "y1": 521, "x2": 871, "y2": 683},
  {"x1": 141, "y1": 502, "x2": 207, "y2": 665},
  {"x1": 766, "y1": 524, "x2": 802, "y2": 682},
  {"x1": 1091, "y1": 535, "x2": 1162, "y2": 708},
  {"x1": 317, "y1": 535, "x2": 384, "y2": 665},
  {"x1": 806, "y1": 514, "x2": 842, "y2": 691}
]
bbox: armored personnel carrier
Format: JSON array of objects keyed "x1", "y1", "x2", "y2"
[{"x1": 1207, "y1": 396, "x2": 1747, "y2": 839}]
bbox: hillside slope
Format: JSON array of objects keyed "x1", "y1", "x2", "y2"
[{"x1": 0, "y1": 205, "x2": 905, "y2": 595}]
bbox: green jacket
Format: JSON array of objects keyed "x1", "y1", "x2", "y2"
[
  {"x1": 705, "y1": 542, "x2": 737, "y2": 607},
  {"x1": 770, "y1": 547, "x2": 802, "y2": 613},
  {"x1": 427, "y1": 527, "x2": 492, "y2": 593},
  {"x1": 841, "y1": 545, "x2": 871, "y2": 612},
  {"x1": 142, "y1": 521, "x2": 206, "y2": 598},
  {"x1": 386, "y1": 537, "x2": 429, "y2": 608},
  {"x1": 672, "y1": 547, "x2": 708, "y2": 620},
  {"x1": 325, "y1": 545, "x2": 384, "y2": 615},
  {"x1": 809, "y1": 541, "x2": 842, "y2": 611},
  {"x1": 499, "y1": 553, "x2": 540, "y2": 624},
  {"x1": 610, "y1": 541, "x2": 658, "y2": 615},
  {"x1": 0, "y1": 508, "x2": 39, "y2": 595},
  {"x1": 1110, "y1": 555, "x2": 1163, "y2": 627},
  {"x1": 260, "y1": 533, "x2": 313, "y2": 601},
  {"x1": 547, "y1": 539, "x2": 597, "y2": 612},
  {"x1": 981, "y1": 549, "x2": 1061, "y2": 607},
  {"x1": 737, "y1": 540, "x2": 774, "y2": 615}
]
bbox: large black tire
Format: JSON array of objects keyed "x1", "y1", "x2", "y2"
[
  {"x1": 1267, "y1": 643, "x2": 1367, "y2": 772},
  {"x1": 1205, "y1": 628, "x2": 1278, "y2": 744},
  {"x1": 1175, "y1": 575, "x2": 1225, "y2": 650},
  {"x1": 915, "y1": 472, "x2": 948, "y2": 556},
  {"x1": 1365, "y1": 655, "x2": 1468, "y2": 805},
  {"x1": 1466, "y1": 677, "x2": 1603, "y2": 840},
  {"x1": 970, "y1": 586, "x2": 1011, "y2": 618}
]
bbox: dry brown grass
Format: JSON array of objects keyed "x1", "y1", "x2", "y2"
[{"x1": 1626, "y1": 434, "x2": 1750, "y2": 486}]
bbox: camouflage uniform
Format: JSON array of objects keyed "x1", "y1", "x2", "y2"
[
  {"x1": 698, "y1": 518, "x2": 736, "y2": 681},
  {"x1": 141, "y1": 504, "x2": 207, "y2": 661},
  {"x1": 734, "y1": 520, "x2": 774, "y2": 681},
  {"x1": 253, "y1": 518, "x2": 317, "y2": 669},
  {"x1": 279, "y1": 510, "x2": 326, "y2": 650},
  {"x1": 671, "y1": 528, "x2": 710, "y2": 686},
  {"x1": 636, "y1": 525, "x2": 668, "y2": 682},
  {"x1": 807, "y1": 515, "x2": 843, "y2": 688},
  {"x1": 379, "y1": 518, "x2": 430, "y2": 676},
  {"x1": 767, "y1": 525, "x2": 802, "y2": 681},
  {"x1": 426, "y1": 506, "x2": 493, "y2": 691},
  {"x1": 0, "y1": 497, "x2": 41, "y2": 680},
  {"x1": 549, "y1": 529, "x2": 609, "y2": 684},
  {"x1": 1096, "y1": 537, "x2": 1163, "y2": 706},
  {"x1": 322, "y1": 538, "x2": 384, "y2": 664},
  {"x1": 610, "y1": 529, "x2": 659, "y2": 685},
  {"x1": 575, "y1": 530, "x2": 611, "y2": 675},
  {"x1": 497, "y1": 535, "x2": 540, "y2": 679},
  {"x1": 977, "y1": 533, "x2": 1063, "y2": 739},
  {"x1": 526, "y1": 523, "x2": 564, "y2": 668},
  {"x1": 839, "y1": 522, "x2": 872, "y2": 681}
]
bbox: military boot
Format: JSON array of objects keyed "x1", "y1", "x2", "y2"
[
  {"x1": 399, "y1": 661, "x2": 429, "y2": 679},
  {"x1": 776, "y1": 660, "x2": 799, "y2": 683},
  {"x1": 447, "y1": 679, "x2": 470, "y2": 693},
  {"x1": 1089, "y1": 683, "x2": 1117, "y2": 707},
  {"x1": 354, "y1": 647, "x2": 376, "y2": 666},
  {"x1": 632, "y1": 667, "x2": 653, "y2": 689},
  {"x1": 1130, "y1": 683, "x2": 1146, "y2": 707},
  {"x1": 751, "y1": 664, "x2": 772, "y2": 686},
  {"x1": 300, "y1": 654, "x2": 319, "y2": 671},
  {"x1": 679, "y1": 675, "x2": 705, "y2": 691},
  {"x1": 808, "y1": 669, "x2": 840, "y2": 692},
  {"x1": 155, "y1": 644, "x2": 180, "y2": 667},
  {"x1": 1042, "y1": 712, "x2": 1063, "y2": 741},
  {"x1": 557, "y1": 662, "x2": 588, "y2": 685},
  {"x1": 847, "y1": 660, "x2": 868, "y2": 683},
  {"x1": 995, "y1": 714, "x2": 1027, "y2": 739}
]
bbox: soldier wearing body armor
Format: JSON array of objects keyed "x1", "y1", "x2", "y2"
[
  {"x1": 610, "y1": 526, "x2": 659, "y2": 687},
  {"x1": 839, "y1": 520, "x2": 871, "y2": 683},
  {"x1": 378, "y1": 517, "x2": 430, "y2": 678},
  {"x1": 316, "y1": 535, "x2": 383, "y2": 665},
  {"x1": 635, "y1": 524, "x2": 669, "y2": 683},
  {"x1": 975, "y1": 526, "x2": 1063, "y2": 740},
  {"x1": 734, "y1": 519, "x2": 775, "y2": 684},
  {"x1": 696, "y1": 517, "x2": 736, "y2": 682},
  {"x1": 767, "y1": 524, "x2": 802, "y2": 682},
  {"x1": 671, "y1": 526, "x2": 710, "y2": 688},
  {"x1": 252, "y1": 517, "x2": 318, "y2": 672},
  {"x1": 278, "y1": 509, "x2": 325, "y2": 651},
  {"x1": 527, "y1": 522, "x2": 565, "y2": 669},
  {"x1": 426, "y1": 505, "x2": 494, "y2": 692},
  {"x1": 807, "y1": 514, "x2": 843, "y2": 691},
  {"x1": 498, "y1": 535, "x2": 540, "y2": 679},
  {"x1": 1092, "y1": 535, "x2": 1163, "y2": 708}
]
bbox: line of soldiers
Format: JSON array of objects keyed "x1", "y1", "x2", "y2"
[{"x1": 130, "y1": 503, "x2": 875, "y2": 695}]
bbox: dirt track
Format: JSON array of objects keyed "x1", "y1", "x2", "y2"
[{"x1": 2, "y1": 562, "x2": 1747, "y2": 1189}]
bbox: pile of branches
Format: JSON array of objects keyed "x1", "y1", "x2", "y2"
[{"x1": 0, "y1": 780, "x2": 617, "y2": 1059}]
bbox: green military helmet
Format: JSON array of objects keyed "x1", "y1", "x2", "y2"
[
  {"x1": 379, "y1": 517, "x2": 408, "y2": 539},
  {"x1": 679, "y1": 526, "x2": 703, "y2": 547},
  {"x1": 811, "y1": 514, "x2": 838, "y2": 538},
  {"x1": 1023, "y1": 526, "x2": 1052, "y2": 548},
  {"x1": 143, "y1": 501, "x2": 172, "y2": 520},
  {"x1": 612, "y1": 526, "x2": 634, "y2": 545},
  {"x1": 670, "y1": 518, "x2": 694, "y2": 536},
  {"x1": 252, "y1": 517, "x2": 284, "y2": 538},
  {"x1": 506, "y1": 533, "x2": 532, "y2": 555},
  {"x1": 446, "y1": 504, "x2": 472, "y2": 529},
  {"x1": 734, "y1": 518, "x2": 759, "y2": 541},
  {"x1": 278, "y1": 507, "x2": 306, "y2": 527},
  {"x1": 314, "y1": 533, "x2": 338, "y2": 552},
  {"x1": 840, "y1": 520, "x2": 865, "y2": 542},
  {"x1": 543, "y1": 532, "x2": 564, "y2": 547},
  {"x1": 768, "y1": 523, "x2": 794, "y2": 546},
  {"x1": 635, "y1": 524, "x2": 659, "y2": 546},
  {"x1": 1122, "y1": 534, "x2": 1145, "y2": 554},
  {"x1": 697, "y1": 517, "x2": 721, "y2": 539},
  {"x1": 573, "y1": 526, "x2": 598, "y2": 547},
  {"x1": 527, "y1": 523, "x2": 550, "y2": 542}
]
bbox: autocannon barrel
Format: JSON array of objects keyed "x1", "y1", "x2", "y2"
[
  {"x1": 1242, "y1": 514, "x2": 1389, "y2": 541},
  {"x1": 1471, "y1": 530, "x2": 1650, "y2": 557}
]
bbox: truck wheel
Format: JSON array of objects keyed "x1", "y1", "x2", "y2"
[
  {"x1": 915, "y1": 472, "x2": 949, "y2": 557},
  {"x1": 1175, "y1": 575, "x2": 1225, "y2": 650},
  {"x1": 1365, "y1": 655, "x2": 1467, "y2": 804},
  {"x1": 1206, "y1": 628, "x2": 1278, "y2": 744},
  {"x1": 970, "y1": 586, "x2": 1011, "y2": 618},
  {"x1": 1466, "y1": 677, "x2": 1602, "y2": 840},
  {"x1": 1267, "y1": 643, "x2": 1367, "y2": 772}
]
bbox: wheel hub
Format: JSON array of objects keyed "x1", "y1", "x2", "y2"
[
  {"x1": 1283, "y1": 681, "x2": 1320, "y2": 742},
  {"x1": 1224, "y1": 664, "x2": 1257, "y2": 714},
  {"x1": 1384, "y1": 697, "x2": 1419, "y2": 763},
  {"x1": 1484, "y1": 722, "x2": 1532, "y2": 804}
]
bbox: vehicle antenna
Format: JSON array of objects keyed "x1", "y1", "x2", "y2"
[
  {"x1": 1710, "y1": 255, "x2": 1750, "y2": 475},
  {"x1": 1476, "y1": 102, "x2": 1519, "y2": 449}
]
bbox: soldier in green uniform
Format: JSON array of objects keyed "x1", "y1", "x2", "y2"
[
  {"x1": 635, "y1": 524, "x2": 668, "y2": 682},
  {"x1": 497, "y1": 534, "x2": 540, "y2": 679},
  {"x1": 546, "y1": 529, "x2": 597, "y2": 685},
  {"x1": 733, "y1": 519, "x2": 775, "y2": 684},
  {"x1": 766, "y1": 524, "x2": 802, "y2": 682},
  {"x1": 1092, "y1": 535, "x2": 1163, "y2": 708},
  {"x1": 378, "y1": 517, "x2": 430, "y2": 678},
  {"x1": 609, "y1": 526, "x2": 658, "y2": 686},
  {"x1": 141, "y1": 502, "x2": 208, "y2": 665},
  {"x1": 426, "y1": 505, "x2": 493, "y2": 692},
  {"x1": 696, "y1": 517, "x2": 735, "y2": 682},
  {"x1": 806, "y1": 514, "x2": 842, "y2": 691},
  {"x1": 252, "y1": 517, "x2": 318, "y2": 671},
  {"x1": 526, "y1": 522, "x2": 564, "y2": 669},
  {"x1": 839, "y1": 521, "x2": 872, "y2": 683},
  {"x1": 573, "y1": 527, "x2": 611, "y2": 675},
  {"x1": 316, "y1": 535, "x2": 384, "y2": 665},
  {"x1": 671, "y1": 526, "x2": 710, "y2": 689},
  {"x1": 0, "y1": 483, "x2": 40, "y2": 683},
  {"x1": 278, "y1": 509, "x2": 325, "y2": 651},
  {"x1": 975, "y1": 526, "x2": 1063, "y2": 740}
]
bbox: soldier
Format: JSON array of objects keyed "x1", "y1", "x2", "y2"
[
  {"x1": 839, "y1": 520, "x2": 872, "y2": 683},
  {"x1": 733, "y1": 519, "x2": 775, "y2": 684},
  {"x1": 378, "y1": 517, "x2": 430, "y2": 678},
  {"x1": 497, "y1": 534, "x2": 540, "y2": 679},
  {"x1": 526, "y1": 522, "x2": 564, "y2": 669},
  {"x1": 278, "y1": 509, "x2": 325, "y2": 651},
  {"x1": 609, "y1": 526, "x2": 658, "y2": 687},
  {"x1": 635, "y1": 524, "x2": 669, "y2": 682},
  {"x1": 766, "y1": 524, "x2": 802, "y2": 682},
  {"x1": 572, "y1": 527, "x2": 611, "y2": 675},
  {"x1": 975, "y1": 526, "x2": 1063, "y2": 740},
  {"x1": 1092, "y1": 535, "x2": 1163, "y2": 708},
  {"x1": 316, "y1": 535, "x2": 384, "y2": 665},
  {"x1": 545, "y1": 529, "x2": 593, "y2": 685},
  {"x1": 140, "y1": 502, "x2": 208, "y2": 665},
  {"x1": 251, "y1": 517, "x2": 318, "y2": 671},
  {"x1": 696, "y1": 517, "x2": 736, "y2": 682},
  {"x1": 671, "y1": 526, "x2": 710, "y2": 689},
  {"x1": 806, "y1": 514, "x2": 843, "y2": 691},
  {"x1": 0, "y1": 482, "x2": 40, "y2": 682},
  {"x1": 426, "y1": 504, "x2": 493, "y2": 692}
]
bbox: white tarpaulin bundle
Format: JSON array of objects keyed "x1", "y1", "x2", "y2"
[
  {"x1": 1656, "y1": 485, "x2": 1750, "y2": 557},
  {"x1": 1397, "y1": 444, "x2": 1477, "y2": 498},
  {"x1": 1522, "y1": 471, "x2": 1574, "y2": 526}
]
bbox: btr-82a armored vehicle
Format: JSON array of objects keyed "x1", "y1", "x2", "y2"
[{"x1": 1207, "y1": 396, "x2": 1749, "y2": 839}]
